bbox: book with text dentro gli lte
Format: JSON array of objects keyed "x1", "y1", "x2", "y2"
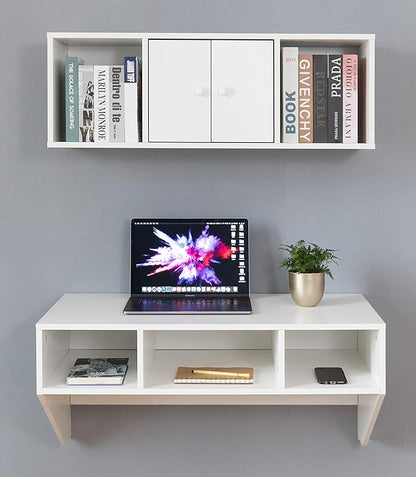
[{"x1": 67, "y1": 358, "x2": 129, "y2": 385}]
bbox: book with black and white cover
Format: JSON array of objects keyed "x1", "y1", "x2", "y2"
[
  {"x1": 66, "y1": 358, "x2": 129, "y2": 385},
  {"x1": 313, "y1": 54, "x2": 328, "y2": 143},
  {"x1": 328, "y1": 54, "x2": 343, "y2": 143},
  {"x1": 78, "y1": 65, "x2": 94, "y2": 142},
  {"x1": 281, "y1": 47, "x2": 298, "y2": 143},
  {"x1": 110, "y1": 65, "x2": 124, "y2": 142},
  {"x1": 94, "y1": 65, "x2": 110, "y2": 142},
  {"x1": 65, "y1": 56, "x2": 83, "y2": 142},
  {"x1": 124, "y1": 56, "x2": 139, "y2": 142}
]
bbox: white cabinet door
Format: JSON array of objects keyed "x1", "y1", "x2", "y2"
[
  {"x1": 212, "y1": 40, "x2": 274, "y2": 143},
  {"x1": 148, "y1": 40, "x2": 211, "y2": 142}
]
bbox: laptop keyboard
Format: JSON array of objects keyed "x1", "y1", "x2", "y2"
[{"x1": 137, "y1": 297, "x2": 249, "y2": 312}]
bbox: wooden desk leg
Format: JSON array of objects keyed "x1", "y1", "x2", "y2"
[
  {"x1": 357, "y1": 394, "x2": 384, "y2": 446},
  {"x1": 38, "y1": 395, "x2": 71, "y2": 445}
]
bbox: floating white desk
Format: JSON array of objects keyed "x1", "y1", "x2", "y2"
[{"x1": 36, "y1": 293, "x2": 385, "y2": 445}]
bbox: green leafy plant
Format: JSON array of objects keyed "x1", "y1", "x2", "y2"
[{"x1": 280, "y1": 240, "x2": 339, "y2": 279}]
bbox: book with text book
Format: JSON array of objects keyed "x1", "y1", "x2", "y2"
[
  {"x1": 174, "y1": 367, "x2": 254, "y2": 384},
  {"x1": 66, "y1": 358, "x2": 129, "y2": 385},
  {"x1": 281, "y1": 47, "x2": 298, "y2": 143}
]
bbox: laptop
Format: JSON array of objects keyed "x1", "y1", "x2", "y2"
[{"x1": 123, "y1": 219, "x2": 252, "y2": 314}]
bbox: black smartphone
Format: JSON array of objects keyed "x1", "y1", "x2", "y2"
[{"x1": 314, "y1": 367, "x2": 347, "y2": 384}]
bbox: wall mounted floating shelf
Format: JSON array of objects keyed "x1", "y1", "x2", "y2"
[{"x1": 47, "y1": 32, "x2": 375, "y2": 150}]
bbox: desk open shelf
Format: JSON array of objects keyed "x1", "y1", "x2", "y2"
[{"x1": 36, "y1": 293, "x2": 385, "y2": 445}]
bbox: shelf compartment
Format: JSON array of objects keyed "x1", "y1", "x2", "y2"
[
  {"x1": 141, "y1": 329, "x2": 279, "y2": 393},
  {"x1": 284, "y1": 329, "x2": 384, "y2": 394},
  {"x1": 279, "y1": 34, "x2": 374, "y2": 146},
  {"x1": 37, "y1": 329, "x2": 139, "y2": 394},
  {"x1": 47, "y1": 33, "x2": 143, "y2": 144}
]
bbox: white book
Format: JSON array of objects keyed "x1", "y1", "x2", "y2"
[
  {"x1": 124, "y1": 57, "x2": 139, "y2": 142},
  {"x1": 109, "y1": 65, "x2": 124, "y2": 142},
  {"x1": 94, "y1": 65, "x2": 110, "y2": 142},
  {"x1": 281, "y1": 47, "x2": 298, "y2": 143}
]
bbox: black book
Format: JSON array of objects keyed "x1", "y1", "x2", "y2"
[
  {"x1": 313, "y1": 55, "x2": 328, "y2": 143},
  {"x1": 328, "y1": 55, "x2": 343, "y2": 143}
]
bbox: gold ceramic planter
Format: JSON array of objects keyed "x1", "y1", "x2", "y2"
[{"x1": 289, "y1": 272, "x2": 325, "y2": 307}]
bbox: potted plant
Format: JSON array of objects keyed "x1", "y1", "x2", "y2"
[{"x1": 279, "y1": 240, "x2": 339, "y2": 307}]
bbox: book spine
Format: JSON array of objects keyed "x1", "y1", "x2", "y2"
[
  {"x1": 78, "y1": 65, "x2": 94, "y2": 142},
  {"x1": 124, "y1": 56, "x2": 139, "y2": 142},
  {"x1": 281, "y1": 47, "x2": 298, "y2": 143},
  {"x1": 94, "y1": 65, "x2": 110, "y2": 142},
  {"x1": 137, "y1": 58, "x2": 143, "y2": 142},
  {"x1": 65, "y1": 57, "x2": 79, "y2": 142},
  {"x1": 328, "y1": 55, "x2": 343, "y2": 143},
  {"x1": 313, "y1": 55, "x2": 328, "y2": 143},
  {"x1": 110, "y1": 66, "x2": 124, "y2": 142},
  {"x1": 343, "y1": 54, "x2": 358, "y2": 143},
  {"x1": 298, "y1": 54, "x2": 313, "y2": 143}
]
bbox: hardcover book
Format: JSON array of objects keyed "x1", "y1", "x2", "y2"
[
  {"x1": 343, "y1": 54, "x2": 358, "y2": 143},
  {"x1": 67, "y1": 358, "x2": 129, "y2": 385},
  {"x1": 65, "y1": 56, "x2": 83, "y2": 142},
  {"x1": 110, "y1": 66, "x2": 124, "y2": 142},
  {"x1": 124, "y1": 57, "x2": 139, "y2": 142},
  {"x1": 281, "y1": 47, "x2": 298, "y2": 143},
  {"x1": 328, "y1": 55, "x2": 343, "y2": 143},
  {"x1": 298, "y1": 54, "x2": 313, "y2": 143},
  {"x1": 78, "y1": 65, "x2": 94, "y2": 142},
  {"x1": 94, "y1": 65, "x2": 110, "y2": 142},
  {"x1": 313, "y1": 55, "x2": 328, "y2": 143}
]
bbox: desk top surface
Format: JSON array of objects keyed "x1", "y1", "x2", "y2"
[{"x1": 36, "y1": 294, "x2": 385, "y2": 330}]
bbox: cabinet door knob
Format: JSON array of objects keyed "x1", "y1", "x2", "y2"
[
  {"x1": 217, "y1": 87, "x2": 227, "y2": 96},
  {"x1": 193, "y1": 87, "x2": 203, "y2": 96}
]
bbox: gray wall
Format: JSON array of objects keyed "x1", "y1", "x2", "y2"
[{"x1": 2, "y1": 1, "x2": 415, "y2": 476}]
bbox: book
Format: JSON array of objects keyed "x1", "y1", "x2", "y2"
[
  {"x1": 65, "y1": 56, "x2": 83, "y2": 142},
  {"x1": 281, "y1": 47, "x2": 298, "y2": 143},
  {"x1": 313, "y1": 54, "x2": 328, "y2": 143},
  {"x1": 109, "y1": 66, "x2": 124, "y2": 142},
  {"x1": 174, "y1": 367, "x2": 254, "y2": 384},
  {"x1": 124, "y1": 56, "x2": 139, "y2": 142},
  {"x1": 298, "y1": 54, "x2": 313, "y2": 143},
  {"x1": 137, "y1": 58, "x2": 143, "y2": 142},
  {"x1": 78, "y1": 65, "x2": 94, "y2": 142},
  {"x1": 94, "y1": 65, "x2": 110, "y2": 142},
  {"x1": 66, "y1": 358, "x2": 129, "y2": 385},
  {"x1": 343, "y1": 54, "x2": 358, "y2": 143},
  {"x1": 328, "y1": 54, "x2": 343, "y2": 143}
]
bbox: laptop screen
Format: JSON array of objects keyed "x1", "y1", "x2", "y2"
[{"x1": 130, "y1": 219, "x2": 249, "y2": 296}]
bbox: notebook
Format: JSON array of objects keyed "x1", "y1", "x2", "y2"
[
  {"x1": 123, "y1": 219, "x2": 252, "y2": 314},
  {"x1": 174, "y1": 367, "x2": 254, "y2": 384}
]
